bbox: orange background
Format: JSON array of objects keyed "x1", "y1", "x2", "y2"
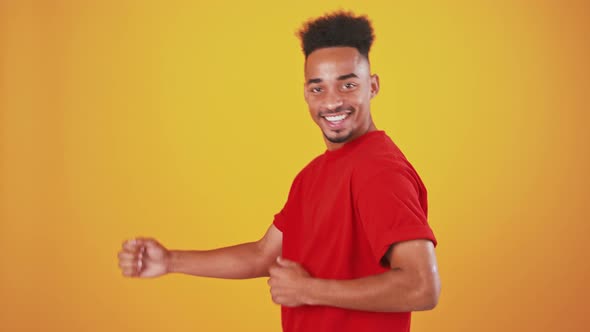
[{"x1": 1, "y1": 1, "x2": 589, "y2": 331}]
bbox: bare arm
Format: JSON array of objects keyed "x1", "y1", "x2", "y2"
[
  {"x1": 269, "y1": 239, "x2": 440, "y2": 312},
  {"x1": 118, "y1": 224, "x2": 282, "y2": 279}
]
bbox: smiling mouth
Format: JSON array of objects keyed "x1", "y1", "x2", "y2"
[{"x1": 321, "y1": 111, "x2": 352, "y2": 124}]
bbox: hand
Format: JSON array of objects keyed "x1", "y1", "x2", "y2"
[
  {"x1": 118, "y1": 237, "x2": 170, "y2": 278},
  {"x1": 268, "y1": 256, "x2": 311, "y2": 307}
]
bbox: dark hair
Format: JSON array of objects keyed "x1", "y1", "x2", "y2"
[{"x1": 297, "y1": 11, "x2": 375, "y2": 59}]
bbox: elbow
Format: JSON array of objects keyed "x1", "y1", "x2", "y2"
[
  {"x1": 411, "y1": 273, "x2": 441, "y2": 311},
  {"x1": 413, "y1": 275, "x2": 441, "y2": 311},
  {"x1": 415, "y1": 285, "x2": 440, "y2": 311}
]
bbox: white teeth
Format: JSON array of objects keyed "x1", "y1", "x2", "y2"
[{"x1": 325, "y1": 114, "x2": 347, "y2": 122}]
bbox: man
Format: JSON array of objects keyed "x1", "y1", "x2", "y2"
[{"x1": 118, "y1": 11, "x2": 440, "y2": 332}]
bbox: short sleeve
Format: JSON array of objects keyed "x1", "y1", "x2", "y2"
[
  {"x1": 273, "y1": 210, "x2": 287, "y2": 232},
  {"x1": 354, "y1": 161, "x2": 437, "y2": 265},
  {"x1": 273, "y1": 171, "x2": 304, "y2": 233}
]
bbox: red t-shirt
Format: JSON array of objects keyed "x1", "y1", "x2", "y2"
[{"x1": 273, "y1": 130, "x2": 437, "y2": 332}]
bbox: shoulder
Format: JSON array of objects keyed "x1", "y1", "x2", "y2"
[
  {"x1": 351, "y1": 139, "x2": 424, "y2": 196},
  {"x1": 353, "y1": 158, "x2": 418, "y2": 188}
]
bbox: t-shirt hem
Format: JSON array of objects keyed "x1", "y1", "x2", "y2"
[{"x1": 374, "y1": 225, "x2": 437, "y2": 264}]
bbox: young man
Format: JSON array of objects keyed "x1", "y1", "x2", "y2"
[{"x1": 118, "y1": 11, "x2": 440, "y2": 332}]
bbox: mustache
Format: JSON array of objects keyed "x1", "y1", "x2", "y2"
[{"x1": 319, "y1": 106, "x2": 354, "y2": 117}]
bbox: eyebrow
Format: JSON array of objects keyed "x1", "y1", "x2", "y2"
[
  {"x1": 337, "y1": 73, "x2": 359, "y2": 80},
  {"x1": 306, "y1": 73, "x2": 359, "y2": 85}
]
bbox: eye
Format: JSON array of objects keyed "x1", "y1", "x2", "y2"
[
  {"x1": 310, "y1": 86, "x2": 323, "y2": 93},
  {"x1": 343, "y1": 82, "x2": 357, "y2": 89}
]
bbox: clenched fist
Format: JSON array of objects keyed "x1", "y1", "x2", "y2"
[
  {"x1": 118, "y1": 237, "x2": 170, "y2": 278},
  {"x1": 268, "y1": 256, "x2": 311, "y2": 307}
]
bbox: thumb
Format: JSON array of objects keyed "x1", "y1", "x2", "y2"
[{"x1": 276, "y1": 256, "x2": 297, "y2": 267}]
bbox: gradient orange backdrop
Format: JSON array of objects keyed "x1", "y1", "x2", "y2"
[{"x1": 1, "y1": 1, "x2": 589, "y2": 331}]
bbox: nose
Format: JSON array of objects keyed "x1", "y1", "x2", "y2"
[{"x1": 322, "y1": 89, "x2": 343, "y2": 111}]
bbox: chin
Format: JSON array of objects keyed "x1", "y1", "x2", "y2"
[{"x1": 323, "y1": 129, "x2": 354, "y2": 144}]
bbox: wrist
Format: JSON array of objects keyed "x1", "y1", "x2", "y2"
[
  {"x1": 302, "y1": 277, "x2": 323, "y2": 306},
  {"x1": 166, "y1": 250, "x2": 178, "y2": 274}
]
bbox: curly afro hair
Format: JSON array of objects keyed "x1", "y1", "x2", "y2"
[{"x1": 297, "y1": 11, "x2": 375, "y2": 59}]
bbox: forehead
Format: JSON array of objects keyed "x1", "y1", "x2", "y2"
[{"x1": 304, "y1": 47, "x2": 370, "y2": 80}]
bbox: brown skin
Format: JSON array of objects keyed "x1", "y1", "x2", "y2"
[
  {"x1": 268, "y1": 48, "x2": 440, "y2": 310},
  {"x1": 117, "y1": 46, "x2": 440, "y2": 313},
  {"x1": 268, "y1": 241, "x2": 440, "y2": 312},
  {"x1": 118, "y1": 225, "x2": 282, "y2": 279},
  {"x1": 303, "y1": 46, "x2": 379, "y2": 150}
]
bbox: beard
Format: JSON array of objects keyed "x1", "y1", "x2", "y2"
[
  {"x1": 323, "y1": 128, "x2": 353, "y2": 143},
  {"x1": 318, "y1": 105, "x2": 356, "y2": 143}
]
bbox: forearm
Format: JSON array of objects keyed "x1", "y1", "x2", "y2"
[
  {"x1": 303, "y1": 268, "x2": 439, "y2": 312},
  {"x1": 169, "y1": 242, "x2": 274, "y2": 279}
]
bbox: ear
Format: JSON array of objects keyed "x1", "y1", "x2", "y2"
[{"x1": 370, "y1": 74, "x2": 380, "y2": 99}]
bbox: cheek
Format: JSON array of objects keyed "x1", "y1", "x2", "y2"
[
  {"x1": 306, "y1": 100, "x2": 321, "y2": 116},
  {"x1": 347, "y1": 97, "x2": 365, "y2": 112},
  {"x1": 307, "y1": 105, "x2": 321, "y2": 123},
  {"x1": 345, "y1": 90, "x2": 367, "y2": 106}
]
